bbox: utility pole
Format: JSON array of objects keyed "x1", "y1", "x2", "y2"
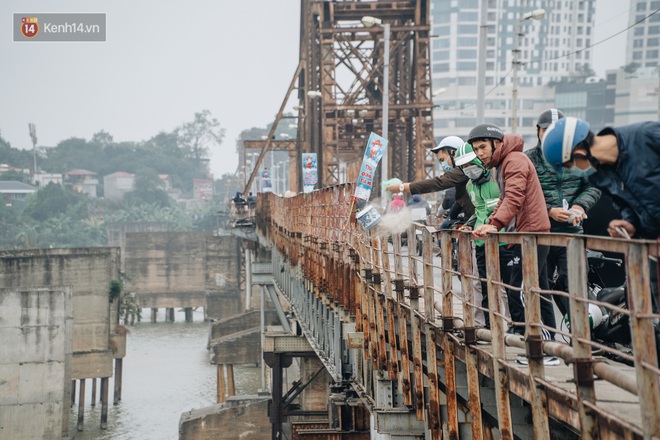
[
  {"x1": 476, "y1": 0, "x2": 488, "y2": 124},
  {"x1": 28, "y1": 123, "x2": 38, "y2": 175}
]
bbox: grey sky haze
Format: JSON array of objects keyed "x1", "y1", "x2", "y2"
[{"x1": 1, "y1": 0, "x2": 629, "y2": 179}]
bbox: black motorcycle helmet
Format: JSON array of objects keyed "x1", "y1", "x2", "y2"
[
  {"x1": 536, "y1": 108, "x2": 565, "y2": 129},
  {"x1": 467, "y1": 124, "x2": 504, "y2": 144},
  {"x1": 467, "y1": 124, "x2": 504, "y2": 154},
  {"x1": 536, "y1": 108, "x2": 565, "y2": 144}
]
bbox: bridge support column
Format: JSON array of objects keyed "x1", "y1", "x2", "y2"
[
  {"x1": 217, "y1": 364, "x2": 226, "y2": 403},
  {"x1": 71, "y1": 380, "x2": 76, "y2": 407},
  {"x1": 184, "y1": 307, "x2": 193, "y2": 322},
  {"x1": 151, "y1": 308, "x2": 158, "y2": 322},
  {"x1": 113, "y1": 358, "x2": 123, "y2": 405},
  {"x1": 100, "y1": 377, "x2": 109, "y2": 429},
  {"x1": 76, "y1": 379, "x2": 85, "y2": 431},
  {"x1": 227, "y1": 364, "x2": 235, "y2": 397},
  {"x1": 167, "y1": 308, "x2": 175, "y2": 322},
  {"x1": 91, "y1": 378, "x2": 97, "y2": 406}
]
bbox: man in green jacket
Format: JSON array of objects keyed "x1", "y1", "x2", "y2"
[
  {"x1": 455, "y1": 142, "x2": 513, "y2": 329},
  {"x1": 525, "y1": 109, "x2": 601, "y2": 317}
]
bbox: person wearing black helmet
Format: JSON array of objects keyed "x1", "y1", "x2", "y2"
[
  {"x1": 470, "y1": 123, "x2": 556, "y2": 339},
  {"x1": 526, "y1": 109, "x2": 601, "y2": 318}
]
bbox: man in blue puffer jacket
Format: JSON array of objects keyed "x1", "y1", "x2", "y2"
[{"x1": 542, "y1": 117, "x2": 660, "y2": 315}]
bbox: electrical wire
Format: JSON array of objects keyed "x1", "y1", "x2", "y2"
[{"x1": 526, "y1": 8, "x2": 660, "y2": 66}]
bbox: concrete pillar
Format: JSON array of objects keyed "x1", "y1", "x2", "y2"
[
  {"x1": 217, "y1": 364, "x2": 226, "y2": 403},
  {"x1": 151, "y1": 308, "x2": 158, "y2": 322},
  {"x1": 91, "y1": 378, "x2": 97, "y2": 406},
  {"x1": 245, "y1": 248, "x2": 253, "y2": 311},
  {"x1": 100, "y1": 377, "x2": 109, "y2": 429},
  {"x1": 185, "y1": 307, "x2": 193, "y2": 322},
  {"x1": 113, "y1": 358, "x2": 123, "y2": 405},
  {"x1": 71, "y1": 380, "x2": 76, "y2": 407},
  {"x1": 227, "y1": 364, "x2": 235, "y2": 397},
  {"x1": 77, "y1": 379, "x2": 86, "y2": 431},
  {"x1": 167, "y1": 308, "x2": 175, "y2": 322}
]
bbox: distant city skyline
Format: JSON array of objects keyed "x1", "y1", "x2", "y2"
[{"x1": 0, "y1": 0, "x2": 634, "y2": 179}]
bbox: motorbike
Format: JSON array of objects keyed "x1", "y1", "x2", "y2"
[{"x1": 562, "y1": 249, "x2": 660, "y2": 366}]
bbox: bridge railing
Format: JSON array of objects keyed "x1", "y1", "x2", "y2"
[{"x1": 256, "y1": 184, "x2": 660, "y2": 439}]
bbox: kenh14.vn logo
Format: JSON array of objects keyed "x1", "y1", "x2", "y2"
[{"x1": 21, "y1": 17, "x2": 39, "y2": 38}]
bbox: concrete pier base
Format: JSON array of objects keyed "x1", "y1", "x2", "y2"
[
  {"x1": 179, "y1": 397, "x2": 270, "y2": 440},
  {"x1": 151, "y1": 308, "x2": 158, "y2": 322}
]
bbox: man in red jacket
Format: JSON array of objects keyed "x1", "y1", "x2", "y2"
[{"x1": 470, "y1": 124, "x2": 555, "y2": 341}]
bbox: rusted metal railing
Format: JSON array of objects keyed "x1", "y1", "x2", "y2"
[{"x1": 256, "y1": 184, "x2": 660, "y2": 440}]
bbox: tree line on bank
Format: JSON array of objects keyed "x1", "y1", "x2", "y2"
[{"x1": 0, "y1": 111, "x2": 226, "y2": 250}]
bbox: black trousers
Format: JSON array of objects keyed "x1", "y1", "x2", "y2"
[
  {"x1": 474, "y1": 244, "x2": 514, "y2": 329},
  {"x1": 547, "y1": 245, "x2": 570, "y2": 318},
  {"x1": 508, "y1": 244, "x2": 556, "y2": 338}
]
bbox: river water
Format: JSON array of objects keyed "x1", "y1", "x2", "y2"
[{"x1": 69, "y1": 309, "x2": 262, "y2": 440}]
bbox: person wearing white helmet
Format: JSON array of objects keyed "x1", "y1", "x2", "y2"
[{"x1": 384, "y1": 135, "x2": 475, "y2": 223}]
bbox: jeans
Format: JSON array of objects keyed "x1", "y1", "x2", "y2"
[{"x1": 508, "y1": 244, "x2": 556, "y2": 339}]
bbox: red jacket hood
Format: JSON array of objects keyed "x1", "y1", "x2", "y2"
[{"x1": 489, "y1": 134, "x2": 524, "y2": 168}]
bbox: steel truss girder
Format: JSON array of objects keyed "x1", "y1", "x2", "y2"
[{"x1": 300, "y1": 0, "x2": 436, "y2": 188}]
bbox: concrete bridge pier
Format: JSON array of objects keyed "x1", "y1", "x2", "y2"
[
  {"x1": 185, "y1": 307, "x2": 194, "y2": 322},
  {"x1": 76, "y1": 379, "x2": 86, "y2": 431},
  {"x1": 100, "y1": 377, "x2": 109, "y2": 429},
  {"x1": 113, "y1": 359, "x2": 123, "y2": 405},
  {"x1": 151, "y1": 307, "x2": 158, "y2": 322},
  {"x1": 216, "y1": 364, "x2": 237, "y2": 403},
  {"x1": 91, "y1": 378, "x2": 97, "y2": 406}
]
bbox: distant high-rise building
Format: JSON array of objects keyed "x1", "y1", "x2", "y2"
[
  {"x1": 430, "y1": 0, "x2": 597, "y2": 143},
  {"x1": 625, "y1": 0, "x2": 660, "y2": 68}
]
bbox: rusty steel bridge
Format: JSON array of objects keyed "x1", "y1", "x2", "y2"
[
  {"x1": 238, "y1": 185, "x2": 660, "y2": 440},
  {"x1": 229, "y1": 1, "x2": 660, "y2": 438}
]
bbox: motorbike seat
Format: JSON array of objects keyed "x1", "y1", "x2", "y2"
[{"x1": 597, "y1": 286, "x2": 626, "y2": 305}]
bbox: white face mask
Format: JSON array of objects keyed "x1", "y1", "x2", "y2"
[{"x1": 462, "y1": 165, "x2": 484, "y2": 180}]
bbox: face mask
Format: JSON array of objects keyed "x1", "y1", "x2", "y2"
[
  {"x1": 441, "y1": 161, "x2": 452, "y2": 172},
  {"x1": 462, "y1": 165, "x2": 484, "y2": 180},
  {"x1": 572, "y1": 165, "x2": 596, "y2": 178}
]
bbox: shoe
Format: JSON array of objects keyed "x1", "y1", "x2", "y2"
[
  {"x1": 506, "y1": 326, "x2": 525, "y2": 336},
  {"x1": 516, "y1": 356, "x2": 560, "y2": 366}
]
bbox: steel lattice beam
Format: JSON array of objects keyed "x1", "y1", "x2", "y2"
[{"x1": 298, "y1": 0, "x2": 435, "y2": 189}]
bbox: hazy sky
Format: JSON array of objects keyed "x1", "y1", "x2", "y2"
[{"x1": 1, "y1": 0, "x2": 629, "y2": 178}]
